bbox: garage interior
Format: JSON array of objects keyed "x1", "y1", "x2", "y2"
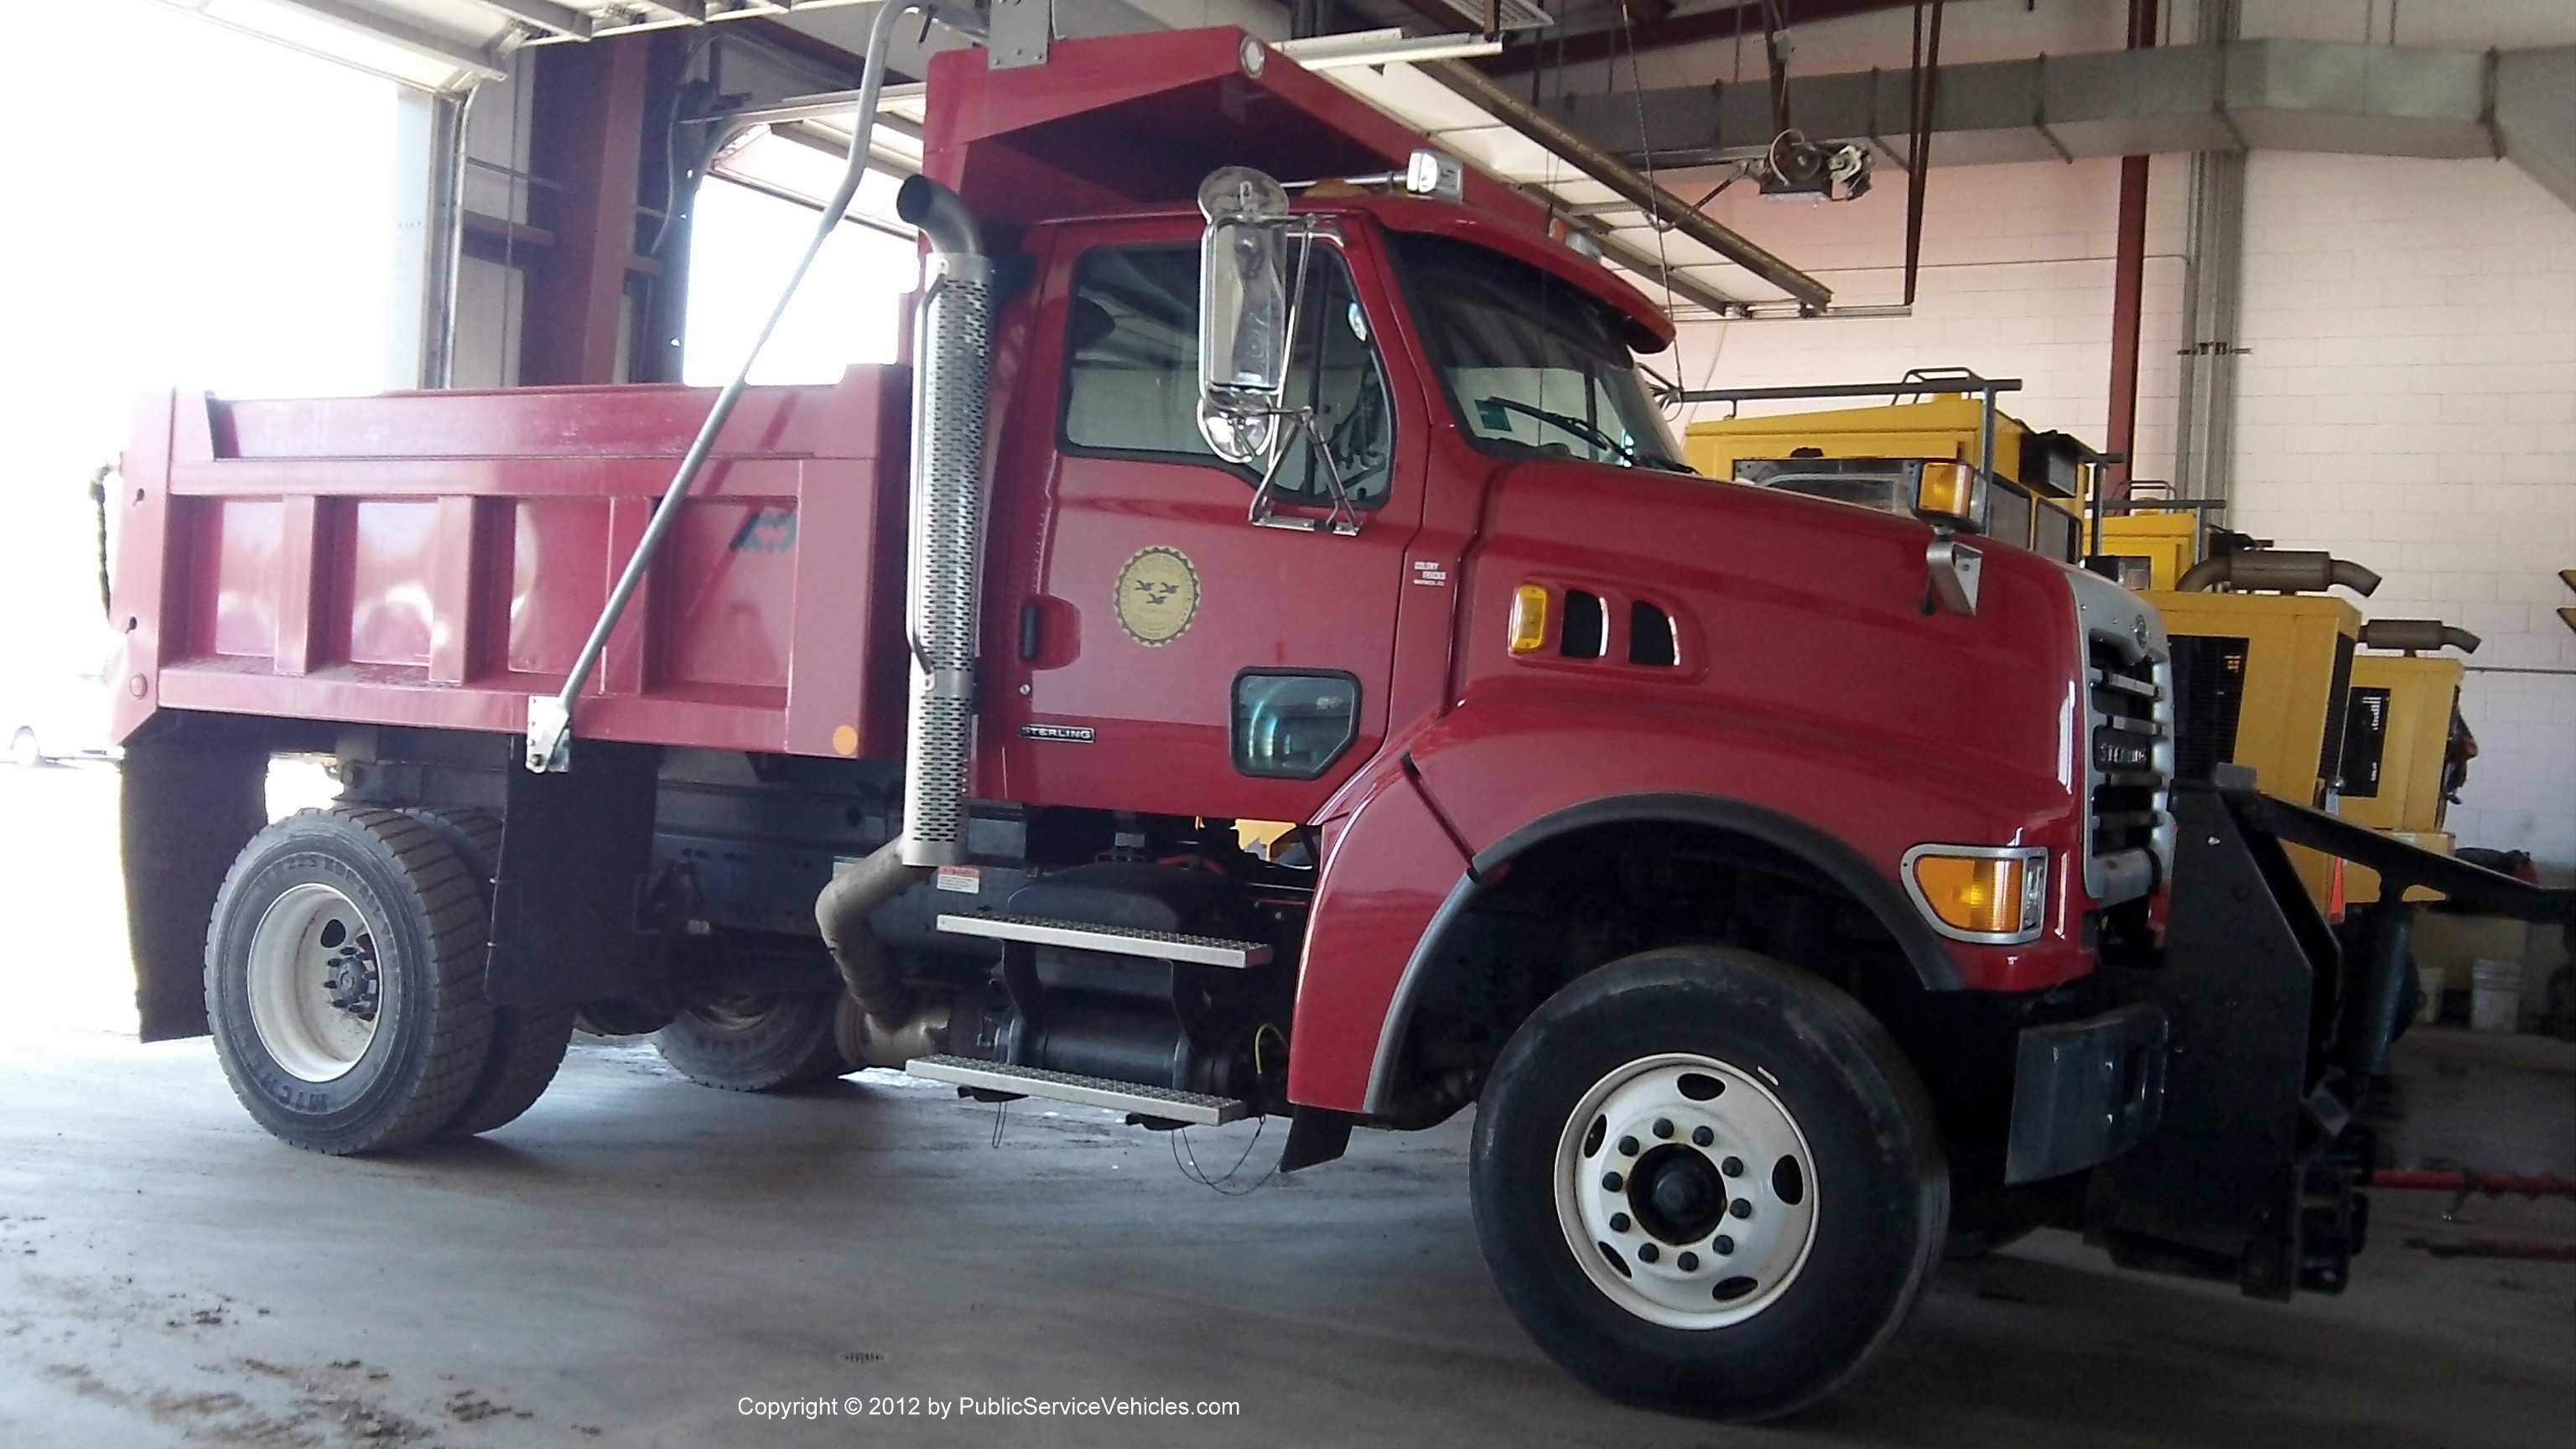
[{"x1": 3, "y1": 0, "x2": 2571, "y2": 1445}]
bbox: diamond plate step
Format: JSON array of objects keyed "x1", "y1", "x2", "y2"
[
  {"x1": 904, "y1": 1054, "x2": 1249, "y2": 1125},
  {"x1": 932, "y1": 911, "x2": 1272, "y2": 969}
]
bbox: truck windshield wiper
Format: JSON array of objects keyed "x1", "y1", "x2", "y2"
[{"x1": 1476, "y1": 396, "x2": 1635, "y2": 463}]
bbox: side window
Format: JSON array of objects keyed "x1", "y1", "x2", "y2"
[
  {"x1": 1232, "y1": 670, "x2": 1360, "y2": 778},
  {"x1": 1062, "y1": 248, "x2": 1212, "y2": 459},
  {"x1": 1061, "y1": 244, "x2": 1394, "y2": 508},
  {"x1": 1270, "y1": 256, "x2": 1393, "y2": 507}
]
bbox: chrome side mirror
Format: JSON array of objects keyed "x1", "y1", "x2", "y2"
[{"x1": 1197, "y1": 166, "x2": 1292, "y2": 463}]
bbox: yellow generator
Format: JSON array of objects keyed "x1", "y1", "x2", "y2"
[
  {"x1": 1680, "y1": 372, "x2": 2093, "y2": 563},
  {"x1": 2338, "y1": 620, "x2": 2482, "y2": 905},
  {"x1": 2149, "y1": 549, "x2": 2384, "y2": 907},
  {"x1": 2093, "y1": 506, "x2": 2211, "y2": 592}
]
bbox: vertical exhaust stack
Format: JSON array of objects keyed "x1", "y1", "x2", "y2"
[
  {"x1": 812, "y1": 175, "x2": 993, "y2": 1067},
  {"x1": 895, "y1": 174, "x2": 991, "y2": 867}
]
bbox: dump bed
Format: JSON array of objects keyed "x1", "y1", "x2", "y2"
[{"x1": 110, "y1": 367, "x2": 911, "y2": 760}]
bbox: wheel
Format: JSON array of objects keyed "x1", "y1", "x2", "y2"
[
  {"x1": 1470, "y1": 947, "x2": 1947, "y2": 1421},
  {"x1": 205, "y1": 808, "x2": 494, "y2": 1154},
  {"x1": 9, "y1": 728, "x2": 42, "y2": 769},
  {"x1": 401, "y1": 808, "x2": 575, "y2": 1139},
  {"x1": 652, "y1": 991, "x2": 846, "y2": 1092}
]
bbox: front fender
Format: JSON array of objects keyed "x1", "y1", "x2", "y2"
[{"x1": 1285, "y1": 697, "x2": 2089, "y2": 1114}]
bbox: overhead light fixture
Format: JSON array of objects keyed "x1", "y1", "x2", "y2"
[
  {"x1": 1424, "y1": 0, "x2": 1554, "y2": 32},
  {"x1": 1275, "y1": 29, "x2": 1505, "y2": 70}
]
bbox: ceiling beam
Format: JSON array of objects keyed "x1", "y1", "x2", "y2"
[
  {"x1": 1584, "y1": 226, "x2": 1747, "y2": 317},
  {"x1": 1415, "y1": 55, "x2": 1831, "y2": 308},
  {"x1": 469, "y1": 0, "x2": 593, "y2": 39},
  {"x1": 262, "y1": 0, "x2": 509, "y2": 78},
  {"x1": 1482, "y1": 0, "x2": 1920, "y2": 76}
]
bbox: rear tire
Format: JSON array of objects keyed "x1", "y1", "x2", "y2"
[
  {"x1": 653, "y1": 992, "x2": 846, "y2": 1092},
  {"x1": 9, "y1": 728, "x2": 42, "y2": 769},
  {"x1": 205, "y1": 808, "x2": 493, "y2": 1154},
  {"x1": 1471, "y1": 946, "x2": 1946, "y2": 1421},
  {"x1": 402, "y1": 808, "x2": 575, "y2": 1139}
]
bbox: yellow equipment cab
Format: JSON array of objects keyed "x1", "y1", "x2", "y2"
[{"x1": 2338, "y1": 620, "x2": 2482, "y2": 904}]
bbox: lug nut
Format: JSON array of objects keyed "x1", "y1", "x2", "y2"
[
  {"x1": 1729, "y1": 1199, "x2": 1753, "y2": 1219},
  {"x1": 1691, "y1": 1125, "x2": 1713, "y2": 1147},
  {"x1": 1617, "y1": 1135, "x2": 1639, "y2": 1156},
  {"x1": 1637, "y1": 1243, "x2": 1659, "y2": 1264},
  {"x1": 1602, "y1": 1171, "x2": 1623, "y2": 1192},
  {"x1": 1677, "y1": 1252, "x2": 1700, "y2": 1272},
  {"x1": 1609, "y1": 1213, "x2": 1631, "y2": 1233},
  {"x1": 1713, "y1": 1235, "x2": 1735, "y2": 1255},
  {"x1": 1722, "y1": 1156, "x2": 1744, "y2": 1177},
  {"x1": 1652, "y1": 1118, "x2": 1674, "y2": 1139}
]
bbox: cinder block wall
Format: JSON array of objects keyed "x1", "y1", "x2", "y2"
[
  {"x1": 2229, "y1": 151, "x2": 2576, "y2": 871},
  {"x1": 1668, "y1": 155, "x2": 2190, "y2": 491},
  {"x1": 1670, "y1": 147, "x2": 2574, "y2": 871}
]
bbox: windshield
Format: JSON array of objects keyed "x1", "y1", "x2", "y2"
[{"x1": 1391, "y1": 232, "x2": 1686, "y2": 473}]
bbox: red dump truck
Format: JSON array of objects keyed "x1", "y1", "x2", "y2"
[{"x1": 108, "y1": 21, "x2": 2572, "y2": 1422}]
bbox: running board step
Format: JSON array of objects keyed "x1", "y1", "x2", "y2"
[
  {"x1": 905, "y1": 1055, "x2": 1249, "y2": 1126},
  {"x1": 933, "y1": 911, "x2": 1273, "y2": 969}
]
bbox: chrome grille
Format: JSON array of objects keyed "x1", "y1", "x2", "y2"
[{"x1": 2069, "y1": 570, "x2": 2175, "y2": 907}]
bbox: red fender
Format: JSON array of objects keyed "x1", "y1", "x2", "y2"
[{"x1": 1286, "y1": 699, "x2": 2091, "y2": 1114}]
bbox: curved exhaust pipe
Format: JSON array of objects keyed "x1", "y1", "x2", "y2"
[
  {"x1": 813, "y1": 175, "x2": 995, "y2": 1067},
  {"x1": 2175, "y1": 548, "x2": 2382, "y2": 596},
  {"x1": 2358, "y1": 619, "x2": 2482, "y2": 654},
  {"x1": 898, "y1": 174, "x2": 984, "y2": 259}
]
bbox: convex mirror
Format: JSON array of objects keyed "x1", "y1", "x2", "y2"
[{"x1": 1197, "y1": 165, "x2": 1293, "y2": 462}]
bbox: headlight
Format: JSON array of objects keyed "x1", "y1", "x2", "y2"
[{"x1": 1902, "y1": 844, "x2": 2049, "y2": 943}]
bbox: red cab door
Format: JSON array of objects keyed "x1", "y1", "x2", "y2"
[{"x1": 988, "y1": 217, "x2": 1423, "y2": 823}]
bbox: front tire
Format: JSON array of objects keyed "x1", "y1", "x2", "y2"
[
  {"x1": 1471, "y1": 947, "x2": 1946, "y2": 1421},
  {"x1": 205, "y1": 808, "x2": 494, "y2": 1154},
  {"x1": 652, "y1": 992, "x2": 845, "y2": 1092}
]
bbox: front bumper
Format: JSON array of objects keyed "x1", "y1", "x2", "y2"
[{"x1": 2005, "y1": 1003, "x2": 2168, "y2": 1184}]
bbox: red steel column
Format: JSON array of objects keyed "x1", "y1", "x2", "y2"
[
  {"x1": 2103, "y1": 0, "x2": 2157, "y2": 502},
  {"x1": 521, "y1": 37, "x2": 653, "y2": 386}
]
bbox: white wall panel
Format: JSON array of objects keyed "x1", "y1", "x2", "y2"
[{"x1": 2227, "y1": 150, "x2": 2576, "y2": 868}]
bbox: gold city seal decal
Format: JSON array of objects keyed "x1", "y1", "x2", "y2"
[{"x1": 1114, "y1": 546, "x2": 1199, "y2": 647}]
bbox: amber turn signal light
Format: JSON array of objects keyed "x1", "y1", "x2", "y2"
[
  {"x1": 1914, "y1": 460, "x2": 1978, "y2": 524},
  {"x1": 1904, "y1": 848, "x2": 2047, "y2": 941},
  {"x1": 1509, "y1": 584, "x2": 1550, "y2": 653}
]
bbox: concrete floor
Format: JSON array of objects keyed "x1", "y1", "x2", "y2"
[{"x1": 2, "y1": 763, "x2": 2569, "y2": 1448}]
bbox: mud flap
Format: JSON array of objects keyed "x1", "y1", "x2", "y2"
[
  {"x1": 487, "y1": 739, "x2": 662, "y2": 1008},
  {"x1": 119, "y1": 725, "x2": 271, "y2": 1041}
]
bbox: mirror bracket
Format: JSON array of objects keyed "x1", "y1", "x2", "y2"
[
  {"x1": 1246, "y1": 407, "x2": 1363, "y2": 538},
  {"x1": 1925, "y1": 528, "x2": 1984, "y2": 616}
]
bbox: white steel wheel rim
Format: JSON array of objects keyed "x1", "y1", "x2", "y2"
[
  {"x1": 246, "y1": 882, "x2": 385, "y2": 1083},
  {"x1": 1552, "y1": 1052, "x2": 1820, "y2": 1329}
]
